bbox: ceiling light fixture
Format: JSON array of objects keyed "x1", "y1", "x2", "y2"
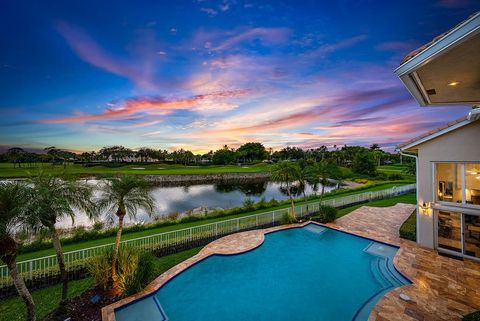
[{"x1": 447, "y1": 81, "x2": 460, "y2": 86}]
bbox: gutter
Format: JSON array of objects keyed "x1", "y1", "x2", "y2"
[{"x1": 398, "y1": 150, "x2": 420, "y2": 243}]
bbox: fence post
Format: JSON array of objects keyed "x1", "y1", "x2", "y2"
[
  {"x1": 272, "y1": 211, "x2": 275, "y2": 225},
  {"x1": 237, "y1": 218, "x2": 240, "y2": 231},
  {"x1": 29, "y1": 261, "x2": 33, "y2": 280},
  {"x1": 215, "y1": 223, "x2": 218, "y2": 238},
  {"x1": 256, "y1": 215, "x2": 258, "y2": 227}
]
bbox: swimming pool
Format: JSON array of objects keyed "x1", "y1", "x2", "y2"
[{"x1": 115, "y1": 224, "x2": 410, "y2": 321}]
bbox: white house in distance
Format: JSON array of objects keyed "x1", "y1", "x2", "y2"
[{"x1": 396, "y1": 12, "x2": 480, "y2": 260}]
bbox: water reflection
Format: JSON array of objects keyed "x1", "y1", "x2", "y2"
[{"x1": 56, "y1": 179, "x2": 333, "y2": 228}]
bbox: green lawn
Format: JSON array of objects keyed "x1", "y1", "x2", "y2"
[
  {"x1": 336, "y1": 192, "x2": 416, "y2": 218},
  {"x1": 0, "y1": 247, "x2": 202, "y2": 321},
  {"x1": 16, "y1": 181, "x2": 413, "y2": 262},
  {"x1": 0, "y1": 162, "x2": 274, "y2": 178}
]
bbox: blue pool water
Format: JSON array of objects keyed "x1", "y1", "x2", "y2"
[{"x1": 115, "y1": 225, "x2": 410, "y2": 321}]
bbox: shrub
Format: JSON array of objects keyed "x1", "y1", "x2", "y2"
[
  {"x1": 313, "y1": 205, "x2": 337, "y2": 223},
  {"x1": 242, "y1": 198, "x2": 255, "y2": 211},
  {"x1": 280, "y1": 212, "x2": 297, "y2": 224},
  {"x1": 179, "y1": 215, "x2": 202, "y2": 223},
  {"x1": 92, "y1": 221, "x2": 104, "y2": 232},
  {"x1": 375, "y1": 172, "x2": 388, "y2": 180},
  {"x1": 255, "y1": 197, "x2": 267, "y2": 210},
  {"x1": 167, "y1": 212, "x2": 180, "y2": 221},
  {"x1": 86, "y1": 247, "x2": 156, "y2": 296},
  {"x1": 87, "y1": 249, "x2": 112, "y2": 290},
  {"x1": 388, "y1": 173, "x2": 404, "y2": 180},
  {"x1": 399, "y1": 209, "x2": 416, "y2": 241}
]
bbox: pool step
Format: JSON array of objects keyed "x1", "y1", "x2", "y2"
[
  {"x1": 115, "y1": 295, "x2": 168, "y2": 321},
  {"x1": 304, "y1": 224, "x2": 327, "y2": 235}
]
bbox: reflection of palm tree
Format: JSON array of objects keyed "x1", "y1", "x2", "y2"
[
  {"x1": 0, "y1": 182, "x2": 36, "y2": 321},
  {"x1": 97, "y1": 176, "x2": 154, "y2": 294},
  {"x1": 271, "y1": 161, "x2": 301, "y2": 218}
]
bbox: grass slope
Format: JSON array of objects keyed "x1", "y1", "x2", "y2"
[
  {"x1": 0, "y1": 163, "x2": 273, "y2": 178},
  {"x1": 0, "y1": 247, "x2": 202, "y2": 321},
  {"x1": 336, "y1": 192, "x2": 416, "y2": 218}
]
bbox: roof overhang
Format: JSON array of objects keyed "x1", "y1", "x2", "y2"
[
  {"x1": 398, "y1": 117, "x2": 475, "y2": 151},
  {"x1": 395, "y1": 12, "x2": 480, "y2": 107}
]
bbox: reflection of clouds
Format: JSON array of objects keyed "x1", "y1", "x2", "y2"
[{"x1": 55, "y1": 180, "x2": 334, "y2": 228}]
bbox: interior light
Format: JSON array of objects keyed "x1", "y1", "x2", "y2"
[{"x1": 447, "y1": 81, "x2": 460, "y2": 86}]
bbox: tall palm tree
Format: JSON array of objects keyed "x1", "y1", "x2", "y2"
[
  {"x1": 0, "y1": 182, "x2": 36, "y2": 321},
  {"x1": 27, "y1": 174, "x2": 96, "y2": 303},
  {"x1": 271, "y1": 161, "x2": 300, "y2": 219},
  {"x1": 96, "y1": 175, "x2": 154, "y2": 294}
]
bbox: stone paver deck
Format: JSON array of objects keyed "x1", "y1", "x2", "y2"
[{"x1": 103, "y1": 203, "x2": 480, "y2": 321}]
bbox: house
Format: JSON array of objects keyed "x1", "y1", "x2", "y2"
[{"x1": 396, "y1": 12, "x2": 480, "y2": 260}]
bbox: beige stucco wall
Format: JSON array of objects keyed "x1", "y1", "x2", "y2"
[{"x1": 409, "y1": 120, "x2": 480, "y2": 249}]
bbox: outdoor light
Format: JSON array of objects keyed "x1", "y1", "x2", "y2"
[
  {"x1": 447, "y1": 81, "x2": 460, "y2": 86},
  {"x1": 420, "y1": 202, "x2": 431, "y2": 215}
]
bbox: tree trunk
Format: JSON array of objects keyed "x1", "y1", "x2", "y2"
[
  {"x1": 320, "y1": 183, "x2": 326, "y2": 202},
  {"x1": 286, "y1": 183, "x2": 296, "y2": 219},
  {"x1": 4, "y1": 256, "x2": 36, "y2": 321},
  {"x1": 111, "y1": 211, "x2": 125, "y2": 294},
  {"x1": 49, "y1": 227, "x2": 68, "y2": 302}
]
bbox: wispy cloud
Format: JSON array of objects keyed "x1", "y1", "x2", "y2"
[{"x1": 39, "y1": 90, "x2": 249, "y2": 124}]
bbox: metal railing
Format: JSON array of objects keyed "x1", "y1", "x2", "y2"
[{"x1": 0, "y1": 183, "x2": 415, "y2": 295}]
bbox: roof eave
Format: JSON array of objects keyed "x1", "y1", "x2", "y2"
[{"x1": 394, "y1": 12, "x2": 480, "y2": 107}]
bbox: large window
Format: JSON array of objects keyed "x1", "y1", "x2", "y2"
[
  {"x1": 465, "y1": 164, "x2": 480, "y2": 206},
  {"x1": 436, "y1": 163, "x2": 480, "y2": 207}
]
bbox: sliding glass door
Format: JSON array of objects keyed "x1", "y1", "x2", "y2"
[
  {"x1": 436, "y1": 210, "x2": 480, "y2": 260},
  {"x1": 464, "y1": 214, "x2": 480, "y2": 259},
  {"x1": 437, "y1": 210, "x2": 462, "y2": 253}
]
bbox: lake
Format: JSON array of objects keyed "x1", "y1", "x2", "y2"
[{"x1": 57, "y1": 179, "x2": 335, "y2": 228}]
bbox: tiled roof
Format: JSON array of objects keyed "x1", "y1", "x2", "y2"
[
  {"x1": 400, "y1": 12, "x2": 479, "y2": 65},
  {"x1": 397, "y1": 115, "x2": 469, "y2": 149}
]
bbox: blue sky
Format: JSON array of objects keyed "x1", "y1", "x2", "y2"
[{"x1": 0, "y1": 0, "x2": 479, "y2": 153}]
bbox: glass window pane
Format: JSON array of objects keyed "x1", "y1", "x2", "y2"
[
  {"x1": 437, "y1": 210, "x2": 462, "y2": 252},
  {"x1": 465, "y1": 164, "x2": 480, "y2": 206},
  {"x1": 464, "y1": 214, "x2": 480, "y2": 258},
  {"x1": 436, "y1": 163, "x2": 462, "y2": 203}
]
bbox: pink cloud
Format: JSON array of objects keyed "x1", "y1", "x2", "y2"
[
  {"x1": 304, "y1": 35, "x2": 368, "y2": 58},
  {"x1": 39, "y1": 90, "x2": 249, "y2": 124}
]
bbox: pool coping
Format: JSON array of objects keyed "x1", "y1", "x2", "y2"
[{"x1": 102, "y1": 221, "x2": 411, "y2": 321}]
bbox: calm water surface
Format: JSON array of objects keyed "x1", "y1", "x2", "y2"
[{"x1": 57, "y1": 179, "x2": 333, "y2": 228}]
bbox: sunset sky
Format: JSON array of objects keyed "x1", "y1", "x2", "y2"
[{"x1": 1, "y1": 0, "x2": 479, "y2": 153}]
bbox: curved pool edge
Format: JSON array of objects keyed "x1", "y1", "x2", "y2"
[{"x1": 102, "y1": 221, "x2": 415, "y2": 321}]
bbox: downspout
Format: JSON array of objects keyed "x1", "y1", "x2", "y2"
[{"x1": 398, "y1": 149, "x2": 420, "y2": 244}]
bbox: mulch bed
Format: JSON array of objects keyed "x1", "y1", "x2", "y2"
[{"x1": 46, "y1": 286, "x2": 118, "y2": 321}]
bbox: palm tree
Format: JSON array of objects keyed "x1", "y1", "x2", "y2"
[
  {"x1": 27, "y1": 174, "x2": 96, "y2": 303},
  {"x1": 0, "y1": 182, "x2": 36, "y2": 321},
  {"x1": 271, "y1": 161, "x2": 300, "y2": 219},
  {"x1": 315, "y1": 160, "x2": 341, "y2": 201},
  {"x1": 96, "y1": 175, "x2": 154, "y2": 294}
]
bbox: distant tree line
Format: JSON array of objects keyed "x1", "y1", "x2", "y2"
[{"x1": 0, "y1": 142, "x2": 411, "y2": 173}]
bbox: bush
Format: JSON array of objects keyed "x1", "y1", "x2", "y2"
[
  {"x1": 280, "y1": 212, "x2": 297, "y2": 224},
  {"x1": 167, "y1": 212, "x2": 180, "y2": 221},
  {"x1": 464, "y1": 311, "x2": 480, "y2": 321},
  {"x1": 86, "y1": 249, "x2": 112, "y2": 290},
  {"x1": 312, "y1": 205, "x2": 338, "y2": 223},
  {"x1": 86, "y1": 247, "x2": 156, "y2": 296},
  {"x1": 399, "y1": 209, "x2": 416, "y2": 241},
  {"x1": 92, "y1": 221, "x2": 104, "y2": 232},
  {"x1": 388, "y1": 173, "x2": 404, "y2": 180},
  {"x1": 319, "y1": 205, "x2": 337, "y2": 222},
  {"x1": 242, "y1": 198, "x2": 255, "y2": 211},
  {"x1": 375, "y1": 172, "x2": 388, "y2": 180}
]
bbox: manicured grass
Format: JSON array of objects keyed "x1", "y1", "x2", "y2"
[
  {"x1": 16, "y1": 181, "x2": 413, "y2": 262},
  {"x1": 0, "y1": 247, "x2": 202, "y2": 321},
  {"x1": 399, "y1": 209, "x2": 417, "y2": 242},
  {"x1": 336, "y1": 192, "x2": 416, "y2": 218},
  {"x1": 0, "y1": 163, "x2": 273, "y2": 178},
  {"x1": 0, "y1": 277, "x2": 94, "y2": 321}
]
